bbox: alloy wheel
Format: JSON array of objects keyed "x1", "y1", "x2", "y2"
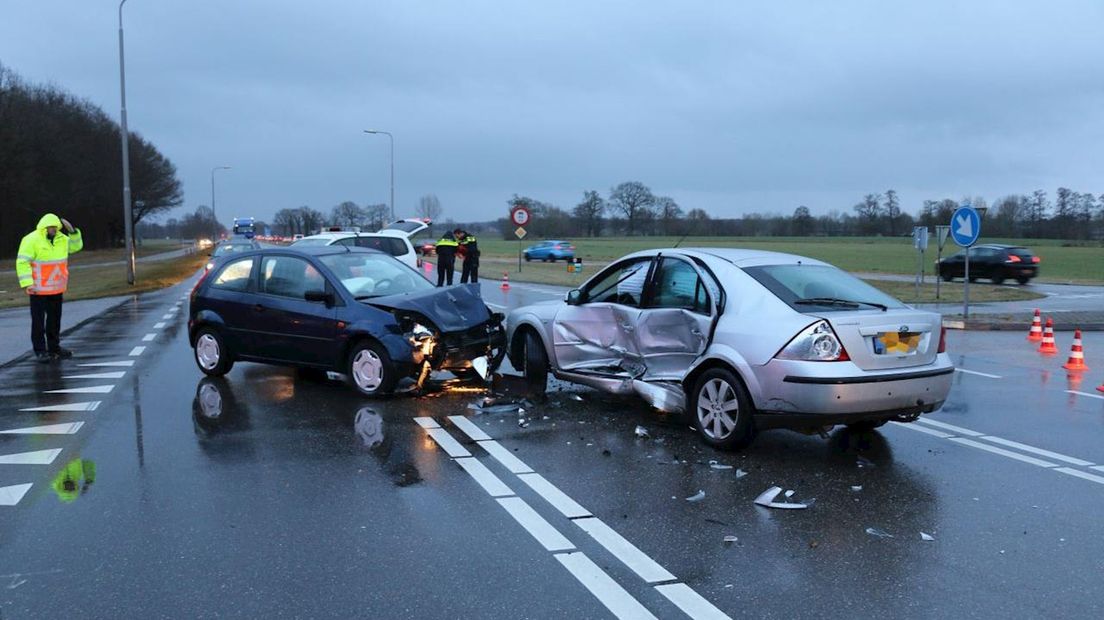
[
  {"x1": 697, "y1": 378, "x2": 739, "y2": 439},
  {"x1": 196, "y1": 334, "x2": 220, "y2": 370},
  {"x1": 352, "y1": 349, "x2": 384, "y2": 392}
]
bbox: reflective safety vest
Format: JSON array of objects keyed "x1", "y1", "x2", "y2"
[{"x1": 16, "y1": 214, "x2": 83, "y2": 295}]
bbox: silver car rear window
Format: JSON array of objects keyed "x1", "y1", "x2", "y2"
[{"x1": 743, "y1": 264, "x2": 904, "y2": 311}]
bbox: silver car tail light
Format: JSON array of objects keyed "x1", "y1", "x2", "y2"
[{"x1": 776, "y1": 320, "x2": 850, "y2": 362}]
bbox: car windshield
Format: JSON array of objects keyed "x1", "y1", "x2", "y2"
[
  {"x1": 319, "y1": 252, "x2": 433, "y2": 298},
  {"x1": 743, "y1": 264, "x2": 905, "y2": 311},
  {"x1": 290, "y1": 238, "x2": 333, "y2": 246}
]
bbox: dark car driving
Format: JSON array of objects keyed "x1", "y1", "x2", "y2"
[
  {"x1": 937, "y1": 244, "x2": 1039, "y2": 285},
  {"x1": 188, "y1": 246, "x2": 505, "y2": 395}
]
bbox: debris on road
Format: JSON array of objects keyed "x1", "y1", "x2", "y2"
[
  {"x1": 851, "y1": 485, "x2": 863, "y2": 492},
  {"x1": 634, "y1": 425, "x2": 650, "y2": 438},
  {"x1": 723, "y1": 535, "x2": 738, "y2": 546},
  {"x1": 709, "y1": 460, "x2": 734, "y2": 471},
  {"x1": 856, "y1": 456, "x2": 876, "y2": 469},
  {"x1": 734, "y1": 469, "x2": 749, "y2": 479},
  {"x1": 467, "y1": 397, "x2": 525, "y2": 415},
  {"x1": 920, "y1": 532, "x2": 935, "y2": 542},
  {"x1": 517, "y1": 418, "x2": 529, "y2": 428},
  {"x1": 864, "y1": 527, "x2": 894, "y2": 539},
  {"x1": 571, "y1": 394, "x2": 585, "y2": 402},
  {"x1": 753, "y1": 486, "x2": 810, "y2": 510},
  {"x1": 685, "y1": 490, "x2": 706, "y2": 502}
]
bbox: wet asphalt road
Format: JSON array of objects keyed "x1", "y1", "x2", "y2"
[{"x1": 2, "y1": 276, "x2": 1104, "y2": 618}]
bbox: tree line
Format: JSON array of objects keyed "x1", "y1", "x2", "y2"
[{"x1": 0, "y1": 63, "x2": 182, "y2": 257}]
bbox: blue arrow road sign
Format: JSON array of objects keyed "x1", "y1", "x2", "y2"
[{"x1": 950, "y1": 205, "x2": 980, "y2": 247}]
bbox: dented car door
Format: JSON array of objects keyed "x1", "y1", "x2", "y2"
[{"x1": 632, "y1": 256, "x2": 716, "y2": 380}]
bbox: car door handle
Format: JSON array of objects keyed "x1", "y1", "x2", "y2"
[{"x1": 254, "y1": 304, "x2": 265, "y2": 313}]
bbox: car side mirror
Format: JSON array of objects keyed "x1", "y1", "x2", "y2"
[
  {"x1": 566, "y1": 289, "x2": 583, "y2": 305},
  {"x1": 304, "y1": 289, "x2": 334, "y2": 306}
]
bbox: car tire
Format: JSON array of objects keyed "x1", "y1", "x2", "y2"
[
  {"x1": 522, "y1": 330, "x2": 548, "y2": 394},
  {"x1": 194, "y1": 327, "x2": 233, "y2": 377},
  {"x1": 524, "y1": 253, "x2": 531, "y2": 262},
  {"x1": 847, "y1": 419, "x2": 888, "y2": 432},
  {"x1": 1017, "y1": 276, "x2": 1030, "y2": 285},
  {"x1": 992, "y1": 274, "x2": 1005, "y2": 285},
  {"x1": 941, "y1": 272, "x2": 954, "y2": 282},
  {"x1": 347, "y1": 340, "x2": 397, "y2": 397},
  {"x1": 691, "y1": 368, "x2": 755, "y2": 450}
]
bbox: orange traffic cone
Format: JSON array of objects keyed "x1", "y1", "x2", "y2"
[
  {"x1": 1062, "y1": 329, "x2": 1089, "y2": 371},
  {"x1": 1038, "y1": 318, "x2": 1058, "y2": 355},
  {"x1": 1026, "y1": 309, "x2": 1043, "y2": 342},
  {"x1": 500, "y1": 272, "x2": 510, "y2": 290}
]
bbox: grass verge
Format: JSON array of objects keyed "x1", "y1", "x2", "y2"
[
  {"x1": 0, "y1": 239, "x2": 185, "y2": 272},
  {"x1": 0, "y1": 252, "x2": 206, "y2": 310}
]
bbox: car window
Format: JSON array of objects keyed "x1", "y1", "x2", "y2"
[
  {"x1": 319, "y1": 252, "x2": 433, "y2": 298},
  {"x1": 290, "y1": 238, "x2": 332, "y2": 246},
  {"x1": 260, "y1": 256, "x2": 326, "y2": 299},
  {"x1": 211, "y1": 257, "x2": 254, "y2": 292},
  {"x1": 584, "y1": 258, "x2": 651, "y2": 307},
  {"x1": 648, "y1": 258, "x2": 710, "y2": 313},
  {"x1": 355, "y1": 236, "x2": 408, "y2": 256},
  {"x1": 334, "y1": 237, "x2": 357, "y2": 247},
  {"x1": 743, "y1": 264, "x2": 905, "y2": 311}
]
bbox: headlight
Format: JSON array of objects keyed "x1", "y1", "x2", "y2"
[
  {"x1": 776, "y1": 320, "x2": 850, "y2": 362},
  {"x1": 410, "y1": 323, "x2": 432, "y2": 340}
]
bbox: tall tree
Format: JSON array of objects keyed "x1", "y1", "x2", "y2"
[
  {"x1": 852, "y1": 193, "x2": 883, "y2": 234},
  {"x1": 654, "y1": 196, "x2": 683, "y2": 236},
  {"x1": 364, "y1": 203, "x2": 389, "y2": 230},
  {"x1": 572, "y1": 190, "x2": 605, "y2": 237},
  {"x1": 608, "y1": 181, "x2": 656, "y2": 235},
  {"x1": 296, "y1": 206, "x2": 324, "y2": 235},
  {"x1": 792, "y1": 205, "x2": 813, "y2": 236},
  {"x1": 416, "y1": 194, "x2": 442, "y2": 222},
  {"x1": 884, "y1": 189, "x2": 900, "y2": 236},
  {"x1": 331, "y1": 201, "x2": 364, "y2": 228}
]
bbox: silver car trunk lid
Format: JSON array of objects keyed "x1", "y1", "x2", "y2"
[{"x1": 815, "y1": 309, "x2": 941, "y2": 371}]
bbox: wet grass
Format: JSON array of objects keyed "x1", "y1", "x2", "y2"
[{"x1": 0, "y1": 252, "x2": 206, "y2": 310}]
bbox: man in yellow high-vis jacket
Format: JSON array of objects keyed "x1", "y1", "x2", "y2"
[{"x1": 16, "y1": 213, "x2": 83, "y2": 363}]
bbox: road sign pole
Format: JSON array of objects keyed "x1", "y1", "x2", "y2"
[{"x1": 964, "y1": 252, "x2": 970, "y2": 318}]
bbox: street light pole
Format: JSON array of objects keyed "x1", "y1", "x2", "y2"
[
  {"x1": 117, "y1": 0, "x2": 135, "y2": 285},
  {"x1": 363, "y1": 129, "x2": 394, "y2": 222},
  {"x1": 211, "y1": 166, "x2": 231, "y2": 240}
]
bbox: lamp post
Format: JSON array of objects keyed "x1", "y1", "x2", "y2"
[
  {"x1": 117, "y1": 0, "x2": 136, "y2": 285},
  {"x1": 363, "y1": 129, "x2": 394, "y2": 222},
  {"x1": 211, "y1": 166, "x2": 232, "y2": 240}
]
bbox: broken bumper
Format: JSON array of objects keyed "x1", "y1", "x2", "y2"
[{"x1": 430, "y1": 320, "x2": 507, "y2": 371}]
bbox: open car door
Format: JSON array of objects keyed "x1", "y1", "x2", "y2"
[{"x1": 378, "y1": 218, "x2": 431, "y2": 238}]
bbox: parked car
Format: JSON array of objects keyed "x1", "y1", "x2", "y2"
[
  {"x1": 290, "y1": 219, "x2": 430, "y2": 269},
  {"x1": 506, "y1": 248, "x2": 953, "y2": 449},
  {"x1": 523, "y1": 240, "x2": 576, "y2": 262},
  {"x1": 206, "y1": 239, "x2": 261, "y2": 271},
  {"x1": 189, "y1": 246, "x2": 506, "y2": 396},
  {"x1": 937, "y1": 244, "x2": 1039, "y2": 284}
]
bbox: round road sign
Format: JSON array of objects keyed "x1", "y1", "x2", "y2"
[{"x1": 510, "y1": 206, "x2": 531, "y2": 227}]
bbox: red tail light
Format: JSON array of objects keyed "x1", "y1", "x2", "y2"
[
  {"x1": 554, "y1": 244, "x2": 562, "y2": 250},
  {"x1": 938, "y1": 326, "x2": 947, "y2": 353},
  {"x1": 191, "y1": 268, "x2": 212, "y2": 298},
  {"x1": 1032, "y1": 256, "x2": 1040, "y2": 263},
  {"x1": 1006, "y1": 255, "x2": 1022, "y2": 263}
]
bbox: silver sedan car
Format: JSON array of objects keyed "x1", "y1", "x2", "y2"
[{"x1": 506, "y1": 248, "x2": 954, "y2": 449}]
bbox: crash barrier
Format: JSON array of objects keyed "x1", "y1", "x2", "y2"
[
  {"x1": 1038, "y1": 317, "x2": 1058, "y2": 355},
  {"x1": 1062, "y1": 329, "x2": 1089, "y2": 372},
  {"x1": 501, "y1": 272, "x2": 510, "y2": 290},
  {"x1": 1027, "y1": 309, "x2": 1043, "y2": 342}
]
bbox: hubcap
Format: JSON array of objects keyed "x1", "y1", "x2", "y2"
[
  {"x1": 196, "y1": 334, "x2": 220, "y2": 370},
  {"x1": 352, "y1": 349, "x2": 384, "y2": 392},
  {"x1": 197, "y1": 383, "x2": 223, "y2": 418},
  {"x1": 697, "y1": 378, "x2": 739, "y2": 439}
]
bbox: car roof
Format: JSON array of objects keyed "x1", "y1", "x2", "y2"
[
  {"x1": 624, "y1": 247, "x2": 831, "y2": 268},
  {"x1": 251, "y1": 245, "x2": 381, "y2": 257}
]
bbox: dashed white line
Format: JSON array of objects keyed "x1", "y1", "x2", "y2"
[
  {"x1": 890, "y1": 421, "x2": 954, "y2": 439},
  {"x1": 129, "y1": 346, "x2": 146, "y2": 356},
  {"x1": 497, "y1": 497, "x2": 575, "y2": 552},
  {"x1": 19, "y1": 401, "x2": 101, "y2": 413},
  {"x1": 0, "y1": 483, "x2": 33, "y2": 506},
  {"x1": 78, "y1": 361, "x2": 134, "y2": 368},
  {"x1": 0, "y1": 422, "x2": 84, "y2": 435},
  {"x1": 413, "y1": 417, "x2": 440, "y2": 429},
  {"x1": 142, "y1": 333, "x2": 156, "y2": 342},
  {"x1": 554, "y1": 552, "x2": 658, "y2": 620},
  {"x1": 979, "y1": 436, "x2": 1094, "y2": 467},
  {"x1": 518, "y1": 473, "x2": 592, "y2": 519},
  {"x1": 947, "y1": 437, "x2": 1057, "y2": 468},
  {"x1": 1067, "y1": 390, "x2": 1104, "y2": 401},
  {"x1": 655, "y1": 583, "x2": 732, "y2": 620},
  {"x1": 574, "y1": 517, "x2": 675, "y2": 583},
  {"x1": 455, "y1": 457, "x2": 514, "y2": 497},
  {"x1": 153, "y1": 322, "x2": 167, "y2": 329},
  {"x1": 1055, "y1": 468, "x2": 1104, "y2": 485},
  {"x1": 44, "y1": 385, "x2": 115, "y2": 395},
  {"x1": 63, "y1": 371, "x2": 125, "y2": 380},
  {"x1": 480, "y1": 440, "x2": 534, "y2": 474},
  {"x1": 161, "y1": 313, "x2": 174, "y2": 320},
  {"x1": 915, "y1": 418, "x2": 985, "y2": 437},
  {"x1": 447, "y1": 415, "x2": 492, "y2": 441},
  {"x1": 954, "y1": 368, "x2": 1002, "y2": 379},
  {"x1": 0, "y1": 449, "x2": 63, "y2": 465},
  {"x1": 424, "y1": 428, "x2": 471, "y2": 458}
]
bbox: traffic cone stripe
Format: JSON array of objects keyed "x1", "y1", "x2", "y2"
[
  {"x1": 1062, "y1": 329, "x2": 1089, "y2": 371},
  {"x1": 1038, "y1": 318, "x2": 1058, "y2": 355},
  {"x1": 500, "y1": 272, "x2": 510, "y2": 290},
  {"x1": 1027, "y1": 309, "x2": 1043, "y2": 342}
]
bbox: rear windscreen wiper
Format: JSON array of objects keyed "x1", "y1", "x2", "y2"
[{"x1": 794, "y1": 297, "x2": 887, "y2": 311}]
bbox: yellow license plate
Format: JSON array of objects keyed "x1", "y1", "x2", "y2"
[{"x1": 875, "y1": 332, "x2": 921, "y2": 355}]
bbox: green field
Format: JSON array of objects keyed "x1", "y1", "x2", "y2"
[{"x1": 481, "y1": 236, "x2": 1103, "y2": 284}]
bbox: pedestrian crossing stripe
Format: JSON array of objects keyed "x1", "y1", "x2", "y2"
[
  {"x1": 0, "y1": 449, "x2": 63, "y2": 465},
  {"x1": 19, "y1": 401, "x2": 101, "y2": 412},
  {"x1": 0, "y1": 422, "x2": 84, "y2": 435},
  {"x1": 0, "y1": 483, "x2": 33, "y2": 506}
]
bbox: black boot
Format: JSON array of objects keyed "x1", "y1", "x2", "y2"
[
  {"x1": 51, "y1": 347, "x2": 73, "y2": 360},
  {"x1": 35, "y1": 352, "x2": 52, "y2": 364}
]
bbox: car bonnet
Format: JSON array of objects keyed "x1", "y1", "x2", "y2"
[{"x1": 365, "y1": 283, "x2": 492, "y2": 332}]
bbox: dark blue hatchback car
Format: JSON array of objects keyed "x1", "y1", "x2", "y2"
[{"x1": 188, "y1": 246, "x2": 505, "y2": 395}]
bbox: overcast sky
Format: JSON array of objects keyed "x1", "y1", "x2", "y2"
[{"x1": 3, "y1": 1, "x2": 1103, "y2": 225}]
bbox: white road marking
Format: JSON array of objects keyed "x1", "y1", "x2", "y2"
[
  {"x1": 413, "y1": 417, "x2": 440, "y2": 429},
  {"x1": 142, "y1": 333, "x2": 156, "y2": 342},
  {"x1": 553, "y1": 552, "x2": 657, "y2": 620},
  {"x1": 19, "y1": 401, "x2": 101, "y2": 413},
  {"x1": 63, "y1": 371, "x2": 125, "y2": 380},
  {"x1": 447, "y1": 415, "x2": 492, "y2": 441},
  {"x1": 161, "y1": 313, "x2": 174, "y2": 320},
  {"x1": 485, "y1": 302, "x2": 508, "y2": 310},
  {"x1": 915, "y1": 418, "x2": 985, "y2": 437},
  {"x1": 0, "y1": 483, "x2": 33, "y2": 506},
  {"x1": 1055, "y1": 468, "x2": 1104, "y2": 485},
  {"x1": 497, "y1": 497, "x2": 575, "y2": 552},
  {"x1": 655, "y1": 583, "x2": 732, "y2": 620},
  {"x1": 889, "y1": 421, "x2": 954, "y2": 438},
  {"x1": 0, "y1": 422, "x2": 84, "y2": 435},
  {"x1": 153, "y1": 322, "x2": 166, "y2": 329},
  {"x1": 0, "y1": 449, "x2": 63, "y2": 465},
  {"x1": 518, "y1": 473, "x2": 592, "y2": 519},
  {"x1": 480, "y1": 440, "x2": 534, "y2": 474},
  {"x1": 425, "y1": 428, "x2": 471, "y2": 458},
  {"x1": 979, "y1": 436, "x2": 1094, "y2": 467},
  {"x1": 573, "y1": 517, "x2": 674, "y2": 583},
  {"x1": 455, "y1": 457, "x2": 514, "y2": 497},
  {"x1": 44, "y1": 385, "x2": 115, "y2": 394},
  {"x1": 129, "y1": 346, "x2": 146, "y2": 356},
  {"x1": 78, "y1": 361, "x2": 134, "y2": 368},
  {"x1": 948, "y1": 437, "x2": 1058, "y2": 468},
  {"x1": 1067, "y1": 390, "x2": 1104, "y2": 401},
  {"x1": 955, "y1": 368, "x2": 1002, "y2": 379}
]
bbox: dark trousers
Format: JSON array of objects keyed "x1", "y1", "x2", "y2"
[
  {"x1": 460, "y1": 259, "x2": 479, "y2": 284},
  {"x1": 29, "y1": 293, "x2": 63, "y2": 354},
  {"x1": 436, "y1": 259, "x2": 455, "y2": 287}
]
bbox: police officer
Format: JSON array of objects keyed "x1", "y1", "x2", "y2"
[
  {"x1": 454, "y1": 228, "x2": 480, "y2": 284},
  {"x1": 16, "y1": 214, "x2": 83, "y2": 363},
  {"x1": 434, "y1": 230, "x2": 458, "y2": 287}
]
